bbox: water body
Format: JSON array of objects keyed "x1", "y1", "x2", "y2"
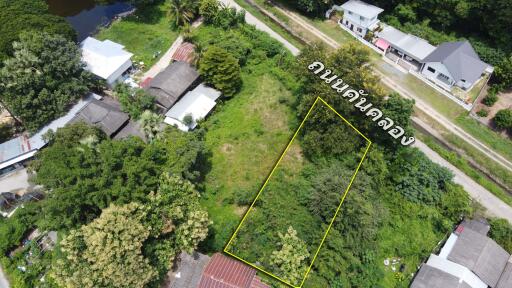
[{"x1": 47, "y1": 0, "x2": 133, "y2": 41}]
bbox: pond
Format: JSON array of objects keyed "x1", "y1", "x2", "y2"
[{"x1": 47, "y1": 0, "x2": 133, "y2": 42}]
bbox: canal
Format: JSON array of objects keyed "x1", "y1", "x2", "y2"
[{"x1": 46, "y1": 0, "x2": 133, "y2": 41}]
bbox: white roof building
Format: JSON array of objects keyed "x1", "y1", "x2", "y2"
[
  {"x1": 80, "y1": 37, "x2": 133, "y2": 86},
  {"x1": 376, "y1": 25, "x2": 436, "y2": 62},
  {"x1": 164, "y1": 84, "x2": 221, "y2": 131}
]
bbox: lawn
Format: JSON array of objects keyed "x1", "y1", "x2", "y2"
[
  {"x1": 96, "y1": 2, "x2": 179, "y2": 71},
  {"x1": 200, "y1": 68, "x2": 296, "y2": 251},
  {"x1": 455, "y1": 115, "x2": 512, "y2": 162}
]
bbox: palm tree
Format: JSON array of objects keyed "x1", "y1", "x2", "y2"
[
  {"x1": 139, "y1": 110, "x2": 163, "y2": 142},
  {"x1": 168, "y1": 0, "x2": 197, "y2": 27}
]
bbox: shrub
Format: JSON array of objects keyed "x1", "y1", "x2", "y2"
[
  {"x1": 493, "y1": 109, "x2": 512, "y2": 130},
  {"x1": 115, "y1": 84, "x2": 155, "y2": 119},
  {"x1": 482, "y1": 91, "x2": 498, "y2": 107},
  {"x1": 199, "y1": 46, "x2": 242, "y2": 97},
  {"x1": 476, "y1": 109, "x2": 489, "y2": 117},
  {"x1": 199, "y1": 0, "x2": 219, "y2": 24}
]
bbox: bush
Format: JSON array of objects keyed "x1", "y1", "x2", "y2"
[
  {"x1": 114, "y1": 84, "x2": 155, "y2": 119},
  {"x1": 482, "y1": 91, "x2": 498, "y2": 107},
  {"x1": 199, "y1": 0, "x2": 219, "y2": 24},
  {"x1": 476, "y1": 109, "x2": 489, "y2": 117},
  {"x1": 493, "y1": 109, "x2": 512, "y2": 130},
  {"x1": 199, "y1": 46, "x2": 242, "y2": 97},
  {"x1": 489, "y1": 218, "x2": 512, "y2": 253}
]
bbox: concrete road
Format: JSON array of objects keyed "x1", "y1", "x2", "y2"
[
  {"x1": 219, "y1": 0, "x2": 300, "y2": 56},
  {"x1": 271, "y1": 3, "x2": 512, "y2": 173},
  {"x1": 414, "y1": 141, "x2": 512, "y2": 222},
  {"x1": 225, "y1": 1, "x2": 512, "y2": 224},
  {"x1": 0, "y1": 266, "x2": 9, "y2": 288}
]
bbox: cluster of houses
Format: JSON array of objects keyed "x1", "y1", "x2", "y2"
[
  {"x1": 329, "y1": 0, "x2": 493, "y2": 95},
  {"x1": 411, "y1": 219, "x2": 512, "y2": 288},
  {"x1": 0, "y1": 36, "x2": 221, "y2": 215}
]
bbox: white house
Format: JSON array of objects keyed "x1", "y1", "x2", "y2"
[
  {"x1": 334, "y1": 0, "x2": 383, "y2": 37},
  {"x1": 80, "y1": 37, "x2": 133, "y2": 87},
  {"x1": 420, "y1": 41, "x2": 493, "y2": 91},
  {"x1": 164, "y1": 84, "x2": 221, "y2": 131}
]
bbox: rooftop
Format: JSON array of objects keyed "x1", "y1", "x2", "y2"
[
  {"x1": 71, "y1": 98, "x2": 129, "y2": 137},
  {"x1": 147, "y1": 61, "x2": 200, "y2": 110},
  {"x1": 422, "y1": 41, "x2": 491, "y2": 83},
  {"x1": 377, "y1": 25, "x2": 436, "y2": 62},
  {"x1": 81, "y1": 37, "x2": 133, "y2": 80},
  {"x1": 340, "y1": 0, "x2": 384, "y2": 19}
]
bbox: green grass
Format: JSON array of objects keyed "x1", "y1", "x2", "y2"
[
  {"x1": 233, "y1": 0, "x2": 306, "y2": 50},
  {"x1": 96, "y1": 2, "x2": 179, "y2": 71},
  {"x1": 455, "y1": 115, "x2": 512, "y2": 162},
  {"x1": 200, "y1": 66, "x2": 296, "y2": 251}
]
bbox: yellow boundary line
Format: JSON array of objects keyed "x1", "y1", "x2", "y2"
[{"x1": 223, "y1": 97, "x2": 372, "y2": 287}]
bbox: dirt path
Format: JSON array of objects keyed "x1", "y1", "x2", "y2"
[
  {"x1": 271, "y1": 3, "x2": 512, "y2": 173},
  {"x1": 228, "y1": 0, "x2": 512, "y2": 223}
]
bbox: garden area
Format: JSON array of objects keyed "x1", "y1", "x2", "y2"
[{"x1": 96, "y1": 1, "x2": 180, "y2": 70}]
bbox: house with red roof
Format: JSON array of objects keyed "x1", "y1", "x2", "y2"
[{"x1": 199, "y1": 253, "x2": 270, "y2": 288}]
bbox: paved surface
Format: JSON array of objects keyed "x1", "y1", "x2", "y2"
[
  {"x1": 414, "y1": 141, "x2": 512, "y2": 223},
  {"x1": 0, "y1": 266, "x2": 9, "y2": 288},
  {"x1": 0, "y1": 168, "x2": 30, "y2": 194},
  {"x1": 219, "y1": 0, "x2": 300, "y2": 56},
  {"x1": 232, "y1": 1, "x2": 512, "y2": 223},
  {"x1": 271, "y1": 4, "x2": 512, "y2": 174}
]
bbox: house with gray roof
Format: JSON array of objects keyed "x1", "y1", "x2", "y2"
[
  {"x1": 330, "y1": 0, "x2": 383, "y2": 37},
  {"x1": 411, "y1": 219, "x2": 512, "y2": 288},
  {"x1": 420, "y1": 41, "x2": 493, "y2": 91},
  {"x1": 146, "y1": 61, "x2": 200, "y2": 112},
  {"x1": 71, "y1": 99, "x2": 129, "y2": 138}
]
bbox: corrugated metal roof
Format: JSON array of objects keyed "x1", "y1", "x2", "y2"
[
  {"x1": 377, "y1": 25, "x2": 436, "y2": 62},
  {"x1": 0, "y1": 135, "x2": 32, "y2": 163},
  {"x1": 81, "y1": 37, "x2": 133, "y2": 80},
  {"x1": 70, "y1": 99, "x2": 129, "y2": 137},
  {"x1": 172, "y1": 42, "x2": 195, "y2": 63},
  {"x1": 340, "y1": 0, "x2": 383, "y2": 19},
  {"x1": 198, "y1": 254, "x2": 259, "y2": 288}
]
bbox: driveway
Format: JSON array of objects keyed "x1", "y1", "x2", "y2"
[{"x1": 0, "y1": 266, "x2": 9, "y2": 288}]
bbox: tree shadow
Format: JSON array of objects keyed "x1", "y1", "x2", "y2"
[{"x1": 126, "y1": 0, "x2": 166, "y2": 25}]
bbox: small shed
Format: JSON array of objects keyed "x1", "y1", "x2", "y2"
[{"x1": 171, "y1": 42, "x2": 196, "y2": 64}]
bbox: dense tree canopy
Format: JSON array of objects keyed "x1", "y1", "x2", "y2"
[
  {"x1": 199, "y1": 46, "x2": 242, "y2": 97},
  {"x1": 0, "y1": 32, "x2": 95, "y2": 131},
  {"x1": 0, "y1": 0, "x2": 75, "y2": 61},
  {"x1": 31, "y1": 123, "x2": 207, "y2": 230},
  {"x1": 51, "y1": 203, "x2": 158, "y2": 288}
]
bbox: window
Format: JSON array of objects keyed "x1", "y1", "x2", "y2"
[
  {"x1": 427, "y1": 66, "x2": 436, "y2": 73},
  {"x1": 438, "y1": 73, "x2": 450, "y2": 81},
  {"x1": 360, "y1": 15, "x2": 365, "y2": 21},
  {"x1": 348, "y1": 11, "x2": 353, "y2": 15},
  {"x1": 357, "y1": 27, "x2": 363, "y2": 33}
]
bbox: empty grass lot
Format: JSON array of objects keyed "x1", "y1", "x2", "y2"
[
  {"x1": 96, "y1": 2, "x2": 179, "y2": 70},
  {"x1": 200, "y1": 69, "x2": 296, "y2": 251}
]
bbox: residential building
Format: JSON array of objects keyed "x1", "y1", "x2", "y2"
[
  {"x1": 411, "y1": 219, "x2": 512, "y2": 288},
  {"x1": 375, "y1": 24, "x2": 436, "y2": 67},
  {"x1": 171, "y1": 42, "x2": 196, "y2": 64},
  {"x1": 146, "y1": 61, "x2": 200, "y2": 112},
  {"x1": 420, "y1": 41, "x2": 493, "y2": 91},
  {"x1": 166, "y1": 252, "x2": 270, "y2": 288},
  {"x1": 334, "y1": 0, "x2": 383, "y2": 37},
  {"x1": 199, "y1": 253, "x2": 270, "y2": 288},
  {"x1": 71, "y1": 99, "x2": 129, "y2": 138},
  {"x1": 164, "y1": 84, "x2": 221, "y2": 131},
  {"x1": 0, "y1": 94, "x2": 97, "y2": 175},
  {"x1": 80, "y1": 37, "x2": 133, "y2": 87}
]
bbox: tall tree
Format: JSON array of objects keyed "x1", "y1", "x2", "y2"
[
  {"x1": 51, "y1": 203, "x2": 157, "y2": 288},
  {"x1": 139, "y1": 110, "x2": 163, "y2": 141},
  {"x1": 199, "y1": 46, "x2": 242, "y2": 97},
  {"x1": 168, "y1": 0, "x2": 197, "y2": 27},
  {"x1": 270, "y1": 226, "x2": 310, "y2": 285},
  {"x1": 0, "y1": 32, "x2": 94, "y2": 132}
]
